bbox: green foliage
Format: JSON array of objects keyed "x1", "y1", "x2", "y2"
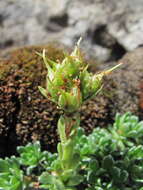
[
  {"x1": 0, "y1": 157, "x2": 25, "y2": 190},
  {"x1": 17, "y1": 141, "x2": 57, "y2": 175},
  {"x1": 75, "y1": 112, "x2": 143, "y2": 190},
  {"x1": 0, "y1": 112, "x2": 143, "y2": 190},
  {"x1": 111, "y1": 112, "x2": 143, "y2": 147},
  {"x1": 0, "y1": 142, "x2": 57, "y2": 190},
  {"x1": 17, "y1": 141, "x2": 44, "y2": 166}
]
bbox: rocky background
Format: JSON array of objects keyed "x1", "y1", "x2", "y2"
[{"x1": 1, "y1": 0, "x2": 143, "y2": 61}]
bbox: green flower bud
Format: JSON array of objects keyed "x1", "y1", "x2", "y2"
[
  {"x1": 90, "y1": 63, "x2": 122, "y2": 98},
  {"x1": 46, "y1": 79, "x2": 60, "y2": 103},
  {"x1": 80, "y1": 63, "x2": 122, "y2": 101},
  {"x1": 58, "y1": 86, "x2": 82, "y2": 113},
  {"x1": 62, "y1": 55, "x2": 81, "y2": 78},
  {"x1": 79, "y1": 68, "x2": 92, "y2": 100},
  {"x1": 38, "y1": 38, "x2": 122, "y2": 113}
]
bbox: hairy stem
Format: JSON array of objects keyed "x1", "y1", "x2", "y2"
[{"x1": 58, "y1": 113, "x2": 80, "y2": 171}]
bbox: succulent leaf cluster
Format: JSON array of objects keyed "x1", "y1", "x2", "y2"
[
  {"x1": 0, "y1": 157, "x2": 24, "y2": 190},
  {"x1": 75, "y1": 112, "x2": 143, "y2": 190},
  {"x1": 0, "y1": 142, "x2": 57, "y2": 190},
  {"x1": 0, "y1": 113, "x2": 143, "y2": 190},
  {"x1": 111, "y1": 112, "x2": 143, "y2": 148}
]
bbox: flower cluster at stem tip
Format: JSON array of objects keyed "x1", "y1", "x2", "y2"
[{"x1": 38, "y1": 38, "x2": 122, "y2": 114}]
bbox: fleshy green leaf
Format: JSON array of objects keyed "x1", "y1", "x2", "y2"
[{"x1": 102, "y1": 155, "x2": 114, "y2": 170}]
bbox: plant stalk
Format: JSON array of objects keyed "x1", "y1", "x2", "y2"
[{"x1": 58, "y1": 113, "x2": 80, "y2": 171}]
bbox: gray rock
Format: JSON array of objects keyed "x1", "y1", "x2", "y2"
[{"x1": 0, "y1": 0, "x2": 143, "y2": 61}]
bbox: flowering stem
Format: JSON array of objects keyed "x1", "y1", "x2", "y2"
[
  {"x1": 57, "y1": 113, "x2": 80, "y2": 171},
  {"x1": 38, "y1": 38, "x2": 122, "y2": 189}
]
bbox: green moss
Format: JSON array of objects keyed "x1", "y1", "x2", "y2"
[{"x1": 0, "y1": 44, "x2": 65, "y2": 80}]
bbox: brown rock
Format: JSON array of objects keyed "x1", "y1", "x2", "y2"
[
  {"x1": 108, "y1": 47, "x2": 143, "y2": 118},
  {"x1": 80, "y1": 47, "x2": 143, "y2": 132}
]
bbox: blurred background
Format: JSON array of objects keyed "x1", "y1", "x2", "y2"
[{"x1": 1, "y1": 0, "x2": 143, "y2": 62}]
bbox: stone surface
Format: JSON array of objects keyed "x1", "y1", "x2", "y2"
[
  {"x1": 1, "y1": 0, "x2": 143, "y2": 61},
  {"x1": 109, "y1": 47, "x2": 143, "y2": 118}
]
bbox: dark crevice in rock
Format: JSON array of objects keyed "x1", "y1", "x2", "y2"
[
  {"x1": 0, "y1": 14, "x2": 4, "y2": 26},
  {"x1": 0, "y1": 13, "x2": 8, "y2": 27},
  {"x1": 91, "y1": 25, "x2": 107, "y2": 46},
  {"x1": 46, "y1": 13, "x2": 68, "y2": 32},
  {"x1": 4, "y1": 95, "x2": 21, "y2": 157},
  {"x1": 91, "y1": 24, "x2": 115, "y2": 48},
  {"x1": 0, "y1": 40, "x2": 14, "y2": 49},
  {"x1": 89, "y1": 24, "x2": 126, "y2": 61},
  {"x1": 109, "y1": 42, "x2": 126, "y2": 61},
  {"x1": 50, "y1": 13, "x2": 68, "y2": 27}
]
